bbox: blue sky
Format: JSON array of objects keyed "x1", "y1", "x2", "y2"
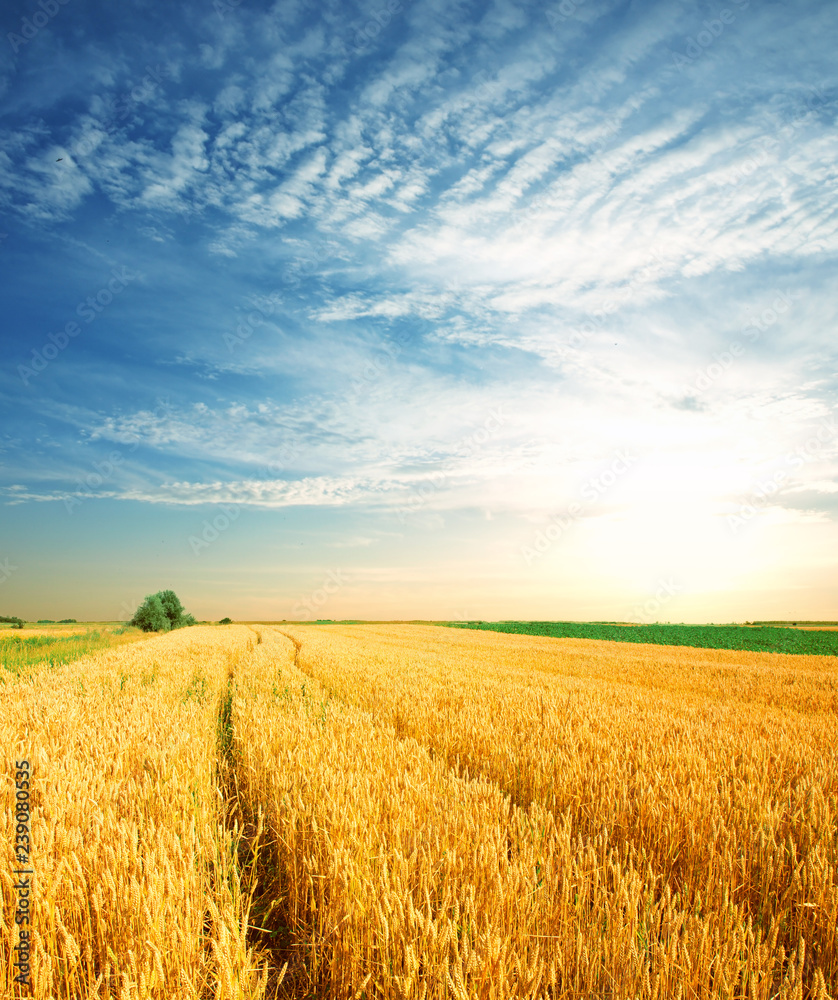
[{"x1": 0, "y1": 0, "x2": 836, "y2": 622}]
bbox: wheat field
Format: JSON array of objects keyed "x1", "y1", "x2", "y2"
[
  {"x1": 2, "y1": 622, "x2": 836, "y2": 998},
  {"x1": 1, "y1": 625, "x2": 271, "y2": 999}
]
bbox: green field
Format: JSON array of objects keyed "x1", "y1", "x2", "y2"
[
  {"x1": 0, "y1": 627, "x2": 148, "y2": 675},
  {"x1": 444, "y1": 620, "x2": 838, "y2": 655}
]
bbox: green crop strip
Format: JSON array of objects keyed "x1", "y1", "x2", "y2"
[{"x1": 442, "y1": 621, "x2": 838, "y2": 656}]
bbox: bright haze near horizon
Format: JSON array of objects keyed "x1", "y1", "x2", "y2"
[{"x1": 0, "y1": 0, "x2": 836, "y2": 624}]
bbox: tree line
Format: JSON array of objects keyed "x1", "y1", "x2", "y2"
[{"x1": 2, "y1": 591, "x2": 225, "y2": 633}]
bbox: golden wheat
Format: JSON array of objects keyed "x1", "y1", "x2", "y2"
[
  {"x1": 256, "y1": 623, "x2": 837, "y2": 998},
  {"x1": 0, "y1": 625, "x2": 270, "y2": 1000},
  {"x1": 3, "y1": 620, "x2": 835, "y2": 998}
]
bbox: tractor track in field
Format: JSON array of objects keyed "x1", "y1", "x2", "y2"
[
  {"x1": 213, "y1": 631, "x2": 283, "y2": 998},
  {"x1": 274, "y1": 628, "x2": 302, "y2": 669},
  {"x1": 213, "y1": 627, "x2": 321, "y2": 1000},
  {"x1": 268, "y1": 626, "x2": 537, "y2": 813},
  {"x1": 259, "y1": 626, "x2": 552, "y2": 994},
  {"x1": 264, "y1": 626, "x2": 583, "y2": 832}
]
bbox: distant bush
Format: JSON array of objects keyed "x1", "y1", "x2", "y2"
[
  {"x1": 59, "y1": 618, "x2": 77, "y2": 623},
  {"x1": 130, "y1": 594, "x2": 170, "y2": 632},
  {"x1": 219, "y1": 617, "x2": 233, "y2": 625},
  {"x1": 130, "y1": 590, "x2": 196, "y2": 633},
  {"x1": 0, "y1": 615, "x2": 24, "y2": 628},
  {"x1": 38, "y1": 619, "x2": 55, "y2": 623},
  {"x1": 158, "y1": 590, "x2": 185, "y2": 628}
]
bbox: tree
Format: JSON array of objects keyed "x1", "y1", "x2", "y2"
[
  {"x1": 219, "y1": 617, "x2": 232, "y2": 624},
  {"x1": 129, "y1": 590, "x2": 196, "y2": 632},
  {"x1": 130, "y1": 594, "x2": 170, "y2": 632},
  {"x1": 158, "y1": 590, "x2": 185, "y2": 629}
]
